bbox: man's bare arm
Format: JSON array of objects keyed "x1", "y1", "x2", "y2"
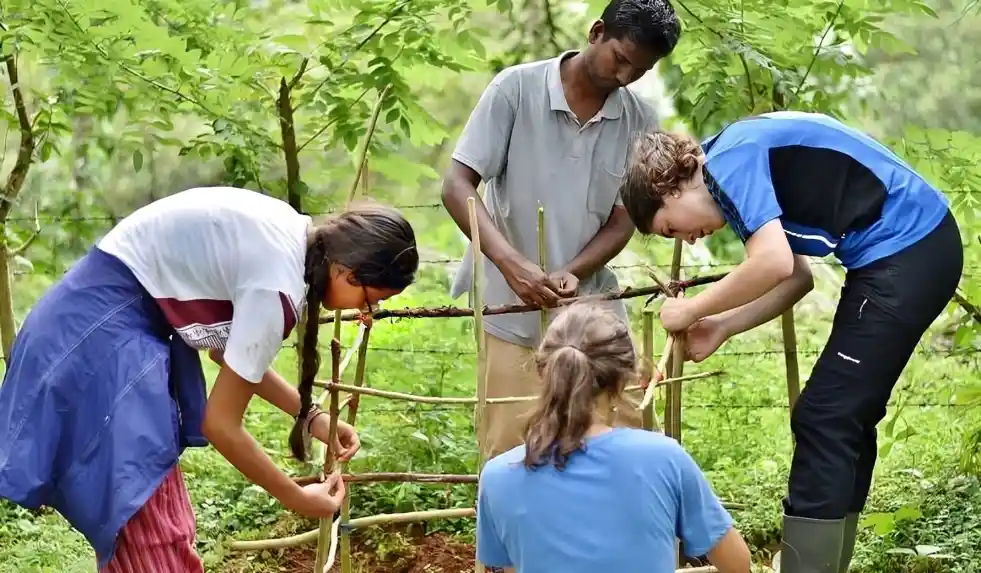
[{"x1": 441, "y1": 160, "x2": 522, "y2": 271}]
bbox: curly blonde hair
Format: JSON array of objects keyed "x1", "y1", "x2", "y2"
[{"x1": 619, "y1": 130, "x2": 703, "y2": 234}]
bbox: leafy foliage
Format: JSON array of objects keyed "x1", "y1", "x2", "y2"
[{"x1": 0, "y1": 0, "x2": 980, "y2": 571}]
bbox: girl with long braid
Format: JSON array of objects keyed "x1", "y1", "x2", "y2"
[{"x1": 0, "y1": 186, "x2": 418, "y2": 572}]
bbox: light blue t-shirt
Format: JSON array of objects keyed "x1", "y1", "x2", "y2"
[{"x1": 476, "y1": 428, "x2": 733, "y2": 572}]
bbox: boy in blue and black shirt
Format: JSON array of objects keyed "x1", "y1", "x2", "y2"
[{"x1": 619, "y1": 111, "x2": 964, "y2": 573}]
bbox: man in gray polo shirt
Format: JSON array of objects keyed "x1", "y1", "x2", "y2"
[{"x1": 442, "y1": 0, "x2": 681, "y2": 461}]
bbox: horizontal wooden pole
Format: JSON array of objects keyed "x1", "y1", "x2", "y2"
[
  {"x1": 321, "y1": 273, "x2": 726, "y2": 324},
  {"x1": 313, "y1": 371, "x2": 723, "y2": 406},
  {"x1": 294, "y1": 472, "x2": 479, "y2": 486},
  {"x1": 289, "y1": 475, "x2": 746, "y2": 511},
  {"x1": 227, "y1": 508, "x2": 476, "y2": 551}
]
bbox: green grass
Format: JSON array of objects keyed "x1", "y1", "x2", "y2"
[{"x1": 1, "y1": 227, "x2": 979, "y2": 572}]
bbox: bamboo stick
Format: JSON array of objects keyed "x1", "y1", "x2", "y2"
[
  {"x1": 639, "y1": 267, "x2": 682, "y2": 414},
  {"x1": 228, "y1": 501, "x2": 745, "y2": 553},
  {"x1": 641, "y1": 310, "x2": 659, "y2": 431},
  {"x1": 340, "y1": 326, "x2": 371, "y2": 573},
  {"x1": 313, "y1": 340, "x2": 343, "y2": 572},
  {"x1": 228, "y1": 508, "x2": 476, "y2": 552},
  {"x1": 314, "y1": 371, "x2": 722, "y2": 406},
  {"x1": 319, "y1": 273, "x2": 728, "y2": 324},
  {"x1": 468, "y1": 196, "x2": 488, "y2": 573},
  {"x1": 538, "y1": 202, "x2": 547, "y2": 342},
  {"x1": 782, "y1": 309, "x2": 801, "y2": 410},
  {"x1": 343, "y1": 473, "x2": 479, "y2": 484},
  {"x1": 292, "y1": 472, "x2": 479, "y2": 487},
  {"x1": 668, "y1": 240, "x2": 685, "y2": 569},
  {"x1": 669, "y1": 239, "x2": 685, "y2": 442}
]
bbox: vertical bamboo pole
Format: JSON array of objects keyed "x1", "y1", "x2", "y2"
[
  {"x1": 782, "y1": 309, "x2": 801, "y2": 410},
  {"x1": 537, "y1": 202, "x2": 547, "y2": 342},
  {"x1": 323, "y1": 103, "x2": 380, "y2": 572},
  {"x1": 641, "y1": 309, "x2": 659, "y2": 431},
  {"x1": 339, "y1": 326, "x2": 371, "y2": 573},
  {"x1": 314, "y1": 339, "x2": 343, "y2": 572},
  {"x1": 668, "y1": 239, "x2": 685, "y2": 441},
  {"x1": 468, "y1": 197, "x2": 488, "y2": 573},
  {"x1": 669, "y1": 239, "x2": 685, "y2": 569}
]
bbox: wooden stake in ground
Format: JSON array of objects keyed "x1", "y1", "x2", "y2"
[
  {"x1": 668, "y1": 239, "x2": 685, "y2": 442},
  {"x1": 641, "y1": 309, "x2": 660, "y2": 431},
  {"x1": 339, "y1": 325, "x2": 371, "y2": 573},
  {"x1": 314, "y1": 340, "x2": 343, "y2": 573},
  {"x1": 324, "y1": 90, "x2": 385, "y2": 573},
  {"x1": 467, "y1": 196, "x2": 488, "y2": 573},
  {"x1": 782, "y1": 309, "x2": 801, "y2": 411},
  {"x1": 537, "y1": 202, "x2": 547, "y2": 342}
]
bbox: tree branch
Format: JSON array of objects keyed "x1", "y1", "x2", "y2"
[
  {"x1": 53, "y1": 0, "x2": 280, "y2": 150},
  {"x1": 0, "y1": 50, "x2": 36, "y2": 222},
  {"x1": 953, "y1": 290, "x2": 981, "y2": 326},
  {"x1": 278, "y1": 77, "x2": 302, "y2": 210},
  {"x1": 674, "y1": 0, "x2": 756, "y2": 113},
  {"x1": 9, "y1": 201, "x2": 40, "y2": 257},
  {"x1": 288, "y1": 58, "x2": 309, "y2": 91},
  {"x1": 345, "y1": 86, "x2": 390, "y2": 205},
  {"x1": 791, "y1": 0, "x2": 845, "y2": 102},
  {"x1": 296, "y1": 86, "x2": 370, "y2": 153},
  {"x1": 293, "y1": 2, "x2": 406, "y2": 115}
]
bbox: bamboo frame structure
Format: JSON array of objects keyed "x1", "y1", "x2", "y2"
[
  {"x1": 468, "y1": 197, "x2": 488, "y2": 573},
  {"x1": 225, "y1": 204, "x2": 778, "y2": 572}
]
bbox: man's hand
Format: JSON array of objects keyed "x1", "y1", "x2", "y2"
[
  {"x1": 660, "y1": 297, "x2": 699, "y2": 332},
  {"x1": 501, "y1": 256, "x2": 562, "y2": 308},
  {"x1": 548, "y1": 270, "x2": 579, "y2": 298},
  {"x1": 685, "y1": 317, "x2": 729, "y2": 362}
]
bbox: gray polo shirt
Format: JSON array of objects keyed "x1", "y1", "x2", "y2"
[{"x1": 449, "y1": 51, "x2": 658, "y2": 348}]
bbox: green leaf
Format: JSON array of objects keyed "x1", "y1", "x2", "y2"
[
  {"x1": 133, "y1": 149, "x2": 144, "y2": 172},
  {"x1": 894, "y1": 504, "x2": 922, "y2": 522},
  {"x1": 274, "y1": 35, "x2": 311, "y2": 54}
]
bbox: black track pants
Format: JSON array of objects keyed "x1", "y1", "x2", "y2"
[{"x1": 784, "y1": 211, "x2": 964, "y2": 520}]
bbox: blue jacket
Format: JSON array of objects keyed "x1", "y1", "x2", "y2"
[{"x1": 0, "y1": 247, "x2": 209, "y2": 568}]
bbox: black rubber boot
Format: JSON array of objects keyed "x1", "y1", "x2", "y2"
[
  {"x1": 838, "y1": 513, "x2": 859, "y2": 572},
  {"x1": 780, "y1": 514, "x2": 845, "y2": 573}
]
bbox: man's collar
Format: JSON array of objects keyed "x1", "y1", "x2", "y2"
[{"x1": 546, "y1": 50, "x2": 624, "y2": 120}]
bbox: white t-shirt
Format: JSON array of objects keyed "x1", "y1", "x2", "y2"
[{"x1": 98, "y1": 186, "x2": 311, "y2": 383}]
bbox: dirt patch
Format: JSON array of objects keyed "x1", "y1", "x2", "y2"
[{"x1": 269, "y1": 525, "x2": 475, "y2": 573}]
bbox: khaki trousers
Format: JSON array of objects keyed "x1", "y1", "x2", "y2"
[{"x1": 477, "y1": 331, "x2": 645, "y2": 461}]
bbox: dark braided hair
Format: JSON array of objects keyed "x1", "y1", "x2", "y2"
[{"x1": 288, "y1": 200, "x2": 418, "y2": 461}]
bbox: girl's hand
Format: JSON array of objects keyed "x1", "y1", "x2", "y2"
[
  {"x1": 295, "y1": 471, "x2": 346, "y2": 517},
  {"x1": 208, "y1": 348, "x2": 224, "y2": 366},
  {"x1": 356, "y1": 310, "x2": 373, "y2": 327},
  {"x1": 310, "y1": 415, "x2": 362, "y2": 462}
]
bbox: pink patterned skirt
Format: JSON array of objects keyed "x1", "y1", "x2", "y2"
[{"x1": 99, "y1": 464, "x2": 204, "y2": 573}]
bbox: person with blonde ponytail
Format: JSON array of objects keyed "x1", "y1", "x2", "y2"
[
  {"x1": 0, "y1": 187, "x2": 418, "y2": 572},
  {"x1": 476, "y1": 302, "x2": 751, "y2": 573},
  {"x1": 618, "y1": 111, "x2": 963, "y2": 573}
]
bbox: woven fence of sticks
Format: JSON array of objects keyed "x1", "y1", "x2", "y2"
[{"x1": 222, "y1": 199, "x2": 814, "y2": 573}]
